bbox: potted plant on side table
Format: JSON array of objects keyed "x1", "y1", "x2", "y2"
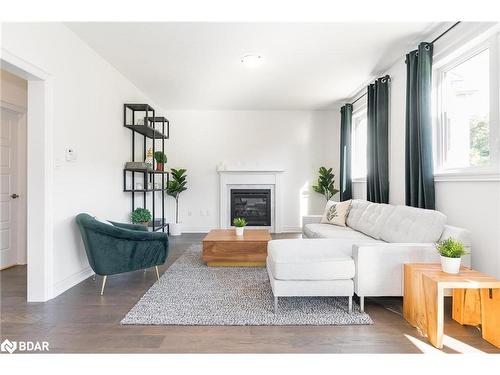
[
  {"x1": 166, "y1": 168, "x2": 187, "y2": 236},
  {"x1": 436, "y1": 238, "x2": 468, "y2": 274},
  {"x1": 131, "y1": 208, "x2": 152, "y2": 228},
  {"x1": 233, "y1": 217, "x2": 247, "y2": 236},
  {"x1": 154, "y1": 151, "x2": 167, "y2": 171}
]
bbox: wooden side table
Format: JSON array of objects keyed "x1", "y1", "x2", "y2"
[{"x1": 403, "y1": 263, "x2": 500, "y2": 349}]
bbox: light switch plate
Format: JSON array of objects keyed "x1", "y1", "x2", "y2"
[{"x1": 65, "y1": 147, "x2": 77, "y2": 162}]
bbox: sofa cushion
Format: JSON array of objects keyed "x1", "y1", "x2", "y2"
[
  {"x1": 303, "y1": 223, "x2": 381, "y2": 242},
  {"x1": 380, "y1": 205, "x2": 447, "y2": 243},
  {"x1": 320, "y1": 200, "x2": 351, "y2": 227},
  {"x1": 346, "y1": 199, "x2": 371, "y2": 230},
  {"x1": 355, "y1": 202, "x2": 395, "y2": 239},
  {"x1": 267, "y1": 239, "x2": 355, "y2": 280}
]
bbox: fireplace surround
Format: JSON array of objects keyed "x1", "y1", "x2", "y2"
[{"x1": 217, "y1": 168, "x2": 283, "y2": 232}]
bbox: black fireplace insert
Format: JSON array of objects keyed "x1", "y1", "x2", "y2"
[{"x1": 230, "y1": 189, "x2": 271, "y2": 226}]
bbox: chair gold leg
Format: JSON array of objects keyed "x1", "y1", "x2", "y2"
[
  {"x1": 100, "y1": 275, "x2": 107, "y2": 295},
  {"x1": 155, "y1": 266, "x2": 160, "y2": 281}
]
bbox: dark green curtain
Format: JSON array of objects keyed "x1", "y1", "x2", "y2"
[
  {"x1": 367, "y1": 75, "x2": 390, "y2": 203},
  {"x1": 405, "y1": 42, "x2": 435, "y2": 209},
  {"x1": 340, "y1": 104, "x2": 353, "y2": 201}
]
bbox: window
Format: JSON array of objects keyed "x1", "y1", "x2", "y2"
[
  {"x1": 434, "y1": 36, "x2": 499, "y2": 175},
  {"x1": 351, "y1": 109, "x2": 367, "y2": 179}
]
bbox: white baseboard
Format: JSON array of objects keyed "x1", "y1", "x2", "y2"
[
  {"x1": 179, "y1": 226, "x2": 302, "y2": 234},
  {"x1": 52, "y1": 266, "x2": 94, "y2": 299},
  {"x1": 180, "y1": 226, "x2": 216, "y2": 233},
  {"x1": 280, "y1": 227, "x2": 302, "y2": 233}
]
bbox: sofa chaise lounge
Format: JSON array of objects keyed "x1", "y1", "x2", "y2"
[{"x1": 267, "y1": 199, "x2": 471, "y2": 312}]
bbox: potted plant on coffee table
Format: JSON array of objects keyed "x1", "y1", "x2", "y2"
[
  {"x1": 154, "y1": 151, "x2": 167, "y2": 171},
  {"x1": 233, "y1": 217, "x2": 247, "y2": 236},
  {"x1": 436, "y1": 238, "x2": 468, "y2": 274},
  {"x1": 166, "y1": 168, "x2": 187, "y2": 236},
  {"x1": 131, "y1": 207, "x2": 152, "y2": 228}
]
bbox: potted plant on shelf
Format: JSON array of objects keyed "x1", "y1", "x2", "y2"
[
  {"x1": 166, "y1": 168, "x2": 187, "y2": 236},
  {"x1": 233, "y1": 217, "x2": 247, "y2": 236},
  {"x1": 131, "y1": 207, "x2": 152, "y2": 228},
  {"x1": 154, "y1": 151, "x2": 167, "y2": 171},
  {"x1": 312, "y1": 166, "x2": 339, "y2": 201},
  {"x1": 436, "y1": 238, "x2": 468, "y2": 274}
]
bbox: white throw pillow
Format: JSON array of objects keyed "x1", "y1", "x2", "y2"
[{"x1": 320, "y1": 200, "x2": 352, "y2": 227}]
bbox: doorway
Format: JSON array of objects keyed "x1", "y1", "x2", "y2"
[{"x1": 1, "y1": 70, "x2": 27, "y2": 271}]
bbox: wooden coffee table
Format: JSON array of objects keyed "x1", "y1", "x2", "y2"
[
  {"x1": 403, "y1": 263, "x2": 500, "y2": 349},
  {"x1": 202, "y1": 229, "x2": 272, "y2": 267}
]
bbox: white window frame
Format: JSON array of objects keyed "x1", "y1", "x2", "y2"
[
  {"x1": 433, "y1": 34, "x2": 500, "y2": 180},
  {"x1": 351, "y1": 103, "x2": 368, "y2": 182}
]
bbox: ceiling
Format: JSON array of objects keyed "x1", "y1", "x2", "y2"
[{"x1": 67, "y1": 22, "x2": 442, "y2": 110}]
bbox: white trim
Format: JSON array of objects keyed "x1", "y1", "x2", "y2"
[
  {"x1": 53, "y1": 266, "x2": 94, "y2": 298},
  {"x1": 352, "y1": 177, "x2": 367, "y2": 183},
  {"x1": 280, "y1": 227, "x2": 302, "y2": 233},
  {"x1": 433, "y1": 33, "x2": 500, "y2": 177},
  {"x1": 1, "y1": 48, "x2": 54, "y2": 302},
  {"x1": 434, "y1": 172, "x2": 500, "y2": 182},
  {"x1": 218, "y1": 169, "x2": 284, "y2": 233},
  {"x1": 351, "y1": 109, "x2": 368, "y2": 180}
]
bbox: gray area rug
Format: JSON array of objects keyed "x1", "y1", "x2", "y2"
[{"x1": 121, "y1": 244, "x2": 373, "y2": 325}]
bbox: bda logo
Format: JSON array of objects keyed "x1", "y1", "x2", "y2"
[{"x1": 1, "y1": 339, "x2": 17, "y2": 354}]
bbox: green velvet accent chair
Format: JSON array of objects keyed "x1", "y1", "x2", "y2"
[{"x1": 75, "y1": 213, "x2": 169, "y2": 294}]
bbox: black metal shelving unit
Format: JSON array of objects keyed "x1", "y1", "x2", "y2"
[{"x1": 123, "y1": 104, "x2": 170, "y2": 233}]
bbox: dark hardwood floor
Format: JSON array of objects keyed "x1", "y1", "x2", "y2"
[{"x1": 1, "y1": 233, "x2": 498, "y2": 354}]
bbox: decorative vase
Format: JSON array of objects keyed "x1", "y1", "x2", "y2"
[
  {"x1": 440, "y1": 256, "x2": 461, "y2": 274},
  {"x1": 140, "y1": 221, "x2": 149, "y2": 228},
  {"x1": 144, "y1": 148, "x2": 154, "y2": 170},
  {"x1": 156, "y1": 163, "x2": 164, "y2": 171},
  {"x1": 170, "y1": 222, "x2": 182, "y2": 236},
  {"x1": 235, "y1": 227, "x2": 245, "y2": 236}
]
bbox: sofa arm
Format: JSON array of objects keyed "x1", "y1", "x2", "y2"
[
  {"x1": 440, "y1": 225, "x2": 472, "y2": 248},
  {"x1": 352, "y1": 243, "x2": 440, "y2": 297},
  {"x1": 302, "y1": 215, "x2": 322, "y2": 226}
]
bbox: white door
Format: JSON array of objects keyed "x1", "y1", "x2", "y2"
[{"x1": 0, "y1": 107, "x2": 20, "y2": 270}]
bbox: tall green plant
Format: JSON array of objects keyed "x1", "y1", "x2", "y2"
[
  {"x1": 166, "y1": 168, "x2": 187, "y2": 224},
  {"x1": 312, "y1": 167, "x2": 339, "y2": 201}
]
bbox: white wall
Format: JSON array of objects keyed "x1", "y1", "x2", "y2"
[
  {"x1": 158, "y1": 110, "x2": 339, "y2": 232},
  {"x1": 1, "y1": 23, "x2": 167, "y2": 298},
  {"x1": 1, "y1": 23, "x2": 340, "y2": 298},
  {"x1": 350, "y1": 23, "x2": 500, "y2": 278}
]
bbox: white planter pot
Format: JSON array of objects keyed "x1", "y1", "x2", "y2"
[
  {"x1": 170, "y1": 222, "x2": 182, "y2": 236},
  {"x1": 440, "y1": 256, "x2": 461, "y2": 274},
  {"x1": 235, "y1": 227, "x2": 245, "y2": 236}
]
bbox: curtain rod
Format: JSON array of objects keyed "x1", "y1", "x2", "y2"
[
  {"x1": 348, "y1": 24, "x2": 460, "y2": 107},
  {"x1": 351, "y1": 92, "x2": 366, "y2": 105},
  {"x1": 431, "y1": 21, "x2": 461, "y2": 44},
  {"x1": 350, "y1": 75, "x2": 390, "y2": 105}
]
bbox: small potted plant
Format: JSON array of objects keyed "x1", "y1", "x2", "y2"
[
  {"x1": 233, "y1": 217, "x2": 247, "y2": 236},
  {"x1": 154, "y1": 151, "x2": 167, "y2": 171},
  {"x1": 131, "y1": 207, "x2": 152, "y2": 227},
  {"x1": 166, "y1": 168, "x2": 187, "y2": 236},
  {"x1": 435, "y1": 238, "x2": 468, "y2": 274}
]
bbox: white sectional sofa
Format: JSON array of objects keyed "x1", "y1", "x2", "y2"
[{"x1": 267, "y1": 199, "x2": 471, "y2": 312}]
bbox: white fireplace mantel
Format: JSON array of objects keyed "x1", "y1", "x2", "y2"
[{"x1": 218, "y1": 168, "x2": 284, "y2": 233}]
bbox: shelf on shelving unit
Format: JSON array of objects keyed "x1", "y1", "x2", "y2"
[
  {"x1": 146, "y1": 116, "x2": 170, "y2": 139},
  {"x1": 123, "y1": 103, "x2": 170, "y2": 234}
]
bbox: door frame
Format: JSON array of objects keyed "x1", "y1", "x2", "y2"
[
  {"x1": 1, "y1": 48, "x2": 54, "y2": 302},
  {"x1": 1, "y1": 100, "x2": 27, "y2": 268}
]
